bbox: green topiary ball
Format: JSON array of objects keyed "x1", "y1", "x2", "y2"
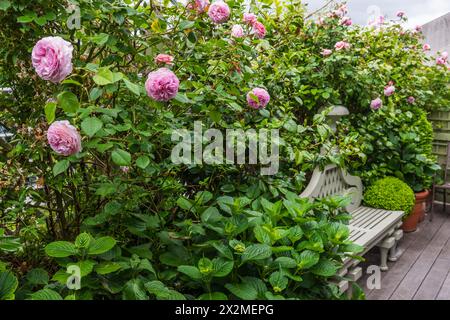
[{"x1": 363, "y1": 177, "x2": 415, "y2": 216}]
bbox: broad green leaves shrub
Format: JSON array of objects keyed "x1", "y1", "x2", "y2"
[
  {"x1": 341, "y1": 106, "x2": 440, "y2": 192},
  {"x1": 363, "y1": 177, "x2": 415, "y2": 216}
]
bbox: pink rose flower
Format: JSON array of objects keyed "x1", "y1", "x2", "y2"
[
  {"x1": 384, "y1": 84, "x2": 396, "y2": 97},
  {"x1": 47, "y1": 120, "x2": 82, "y2": 156},
  {"x1": 155, "y1": 54, "x2": 174, "y2": 65},
  {"x1": 231, "y1": 24, "x2": 244, "y2": 38},
  {"x1": 396, "y1": 11, "x2": 405, "y2": 18},
  {"x1": 321, "y1": 49, "x2": 333, "y2": 57},
  {"x1": 252, "y1": 21, "x2": 266, "y2": 39},
  {"x1": 207, "y1": 1, "x2": 230, "y2": 24},
  {"x1": 370, "y1": 98, "x2": 383, "y2": 110},
  {"x1": 369, "y1": 15, "x2": 384, "y2": 27},
  {"x1": 145, "y1": 68, "x2": 180, "y2": 102},
  {"x1": 335, "y1": 41, "x2": 351, "y2": 51},
  {"x1": 32, "y1": 36, "x2": 73, "y2": 83},
  {"x1": 415, "y1": 25, "x2": 422, "y2": 32},
  {"x1": 192, "y1": 0, "x2": 210, "y2": 13},
  {"x1": 442, "y1": 51, "x2": 449, "y2": 60},
  {"x1": 247, "y1": 88, "x2": 270, "y2": 109},
  {"x1": 407, "y1": 96, "x2": 416, "y2": 104},
  {"x1": 243, "y1": 13, "x2": 257, "y2": 25},
  {"x1": 437, "y1": 57, "x2": 446, "y2": 65},
  {"x1": 423, "y1": 44, "x2": 431, "y2": 51},
  {"x1": 341, "y1": 17, "x2": 352, "y2": 26}
]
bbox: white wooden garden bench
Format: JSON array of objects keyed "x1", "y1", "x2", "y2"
[{"x1": 300, "y1": 164, "x2": 404, "y2": 294}]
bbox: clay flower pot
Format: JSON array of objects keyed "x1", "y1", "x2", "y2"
[
  {"x1": 402, "y1": 190, "x2": 429, "y2": 232},
  {"x1": 416, "y1": 190, "x2": 430, "y2": 223}
]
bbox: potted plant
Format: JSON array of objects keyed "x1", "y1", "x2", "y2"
[{"x1": 363, "y1": 177, "x2": 417, "y2": 232}]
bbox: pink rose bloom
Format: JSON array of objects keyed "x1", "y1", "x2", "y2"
[
  {"x1": 407, "y1": 96, "x2": 416, "y2": 104},
  {"x1": 370, "y1": 98, "x2": 383, "y2": 110},
  {"x1": 369, "y1": 15, "x2": 384, "y2": 27},
  {"x1": 335, "y1": 41, "x2": 351, "y2": 50},
  {"x1": 155, "y1": 54, "x2": 174, "y2": 65},
  {"x1": 321, "y1": 49, "x2": 333, "y2": 57},
  {"x1": 442, "y1": 51, "x2": 449, "y2": 60},
  {"x1": 247, "y1": 88, "x2": 270, "y2": 109},
  {"x1": 207, "y1": 1, "x2": 230, "y2": 24},
  {"x1": 423, "y1": 44, "x2": 431, "y2": 51},
  {"x1": 415, "y1": 25, "x2": 422, "y2": 32},
  {"x1": 397, "y1": 11, "x2": 405, "y2": 18},
  {"x1": 193, "y1": 0, "x2": 210, "y2": 13},
  {"x1": 341, "y1": 17, "x2": 352, "y2": 26},
  {"x1": 384, "y1": 84, "x2": 396, "y2": 97},
  {"x1": 231, "y1": 24, "x2": 244, "y2": 38},
  {"x1": 32, "y1": 36, "x2": 73, "y2": 83},
  {"x1": 437, "y1": 57, "x2": 446, "y2": 65},
  {"x1": 243, "y1": 13, "x2": 257, "y2": 25},
  {"x1": 252, "y1": 21, "x2": 266, "y2": 39},
  {"x1": 47, "y1": 120, "x2": 82, "y2": 156},
  {"x1": 145, "y1": 68, "x2": 180, "y2": 102}
]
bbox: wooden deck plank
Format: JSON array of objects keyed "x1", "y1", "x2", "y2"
[
  {"x1": 364, "y1": 211, "x2": 445, "y2": 300},
  {"x1": 389, "y1": 216, "x2": 450, "y2": 300},
  {"x1": 436, "y1": 270, "x2": 450, "y2": 299},
  {"x1": 413, "y1": 257, "x2": 450, "y2": 300}
]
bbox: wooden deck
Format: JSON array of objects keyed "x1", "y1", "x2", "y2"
[{"x1": 357, "y1": 204, "x2": 450, "y2": 300}]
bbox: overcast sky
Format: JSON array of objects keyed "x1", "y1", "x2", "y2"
[{"x1": 304, "y1": 0, "x2": 450, "y2": 28}]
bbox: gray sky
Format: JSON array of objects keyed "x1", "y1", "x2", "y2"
[{"x1": 304, "y1": 0, "x2": 450, "y2": 28}]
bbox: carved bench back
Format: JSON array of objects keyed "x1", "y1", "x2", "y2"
[{"x1": 300, "y1": 164, "x2": 363, "y2": 213}]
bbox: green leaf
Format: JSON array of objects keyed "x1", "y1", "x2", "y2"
[
  {"x1": 273, "y1": 257, "x2": 297, "y2": 268},
  {"x1": 93, "y1": 68, "x2": 114, "y2": 86},
  {"x1": 179, "y1": 20, "x2": 195, "y2": 30},
  {"x1": 0, "y1": 237, "x2": 21, "y2": 252},
  {"x1": 136, "y1": 155, "x2": 150, "y2": 169},
  {"x1": 88, "y1": 237, "x2": 117, "y2": 255},
  {"x1": 26, "y1": 268, "x2": 49, "y2": 285},
  {"x1": 95, "y1": 262, "x2": 122, "y2": 275},
  {"x1": 0, "y1": 271, "x2": 18, "y2": 300},
  {"x1": 225, "y1": 283, "x2": 258, "y2": 300},
  {"x1": 241, "y1": 244, "x2": 272, "y2": 263},
  {"x1": 311, "y1": 259, "x2": 339, "y2": 277},
  {"x1": 297, "y1": 250, "x2": 320, "y2": 269},
  {"x1": 201, "y1": 207, "x2": 222, "y2": 224},
  {"x1": 71, "y1": 260, "x2": 96, "y2": 277},
  {"x1": 75, "y1": 233, "x2": 91, "y2": 249},
  {"x1": 0, "y1": 1, "x2": 11, "y2": 11},
  {"x1": 198, "y1": 292, "x2": 228, "y2": 300},
  {"x1": 111, "y1": 149, "x2": 131, "y2": 166},
  {"x1": 269, "y1": 271, "x2": 288, "y2": 293},
  {"x1": 81, "y1": 117, "x2": 103, "y2": 137},
  {"x1": 123, "y1": 78, "x2": 141, "y2": 96},
  {"x1": 45, "y1": 241, "x2": 77, "y2": 258},
  {"x1": 177, "y1": 266, "x2": 202, "y2": 280},
  {"x1": 30, "y1": 289, "x2": 62, "y2": 300},
  {"x1": 17, "y1": 15, "x2": 34, "y2": 23},
  {"x1": 44, "y1": 102, "x2": 57, "y2": 124},
  {"x1": 53, "y1": 160, "x2": 70, "y2": 177},
  {"x1": 123, "y1": 279, "x2": 148, "y2": 300},
  {"x1": 212, "y1": 258, "x2": 233, "y2": 277},
  {"x1": 145, "y1": 281, "x2": 186, "y2": 300},
  {"x1": 57, "y1": 91, "x2": 79, "y2": 114},
  {"x1": 90, "y1": 33, "x2": 109, "y2": 46}
]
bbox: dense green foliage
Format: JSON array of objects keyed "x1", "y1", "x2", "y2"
[
  {"x1": 0, "y1": 0, "x2": 446, "y2": 300},
  {"x1": 341, "y1": 106, "x2": 440, "y2": 192},
  {"x1": 363, "y1": 177, "x2": 415, "y2": 216}
]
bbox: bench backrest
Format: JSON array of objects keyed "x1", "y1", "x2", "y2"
[{"x1": 300, "y1": 164, "x2": 363, "y2": 212}]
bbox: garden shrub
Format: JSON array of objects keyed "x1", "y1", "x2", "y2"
[
  {"x1": 340, "y1": 106, "x2": 441, "y2": 192},
  {"x1": 0, "y1": 0, "x2": 447, "y2": 300},
  {"x1": 363, "y1": 177, "x2": 415, "y2": 216}
]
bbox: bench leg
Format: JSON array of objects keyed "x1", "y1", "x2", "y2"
[
  {"x1": 378, "y1": 237, "x2": 395, "y2": 271},
  {"x1": 388, "y1": 230, "x2": 404, "y2": 262}
]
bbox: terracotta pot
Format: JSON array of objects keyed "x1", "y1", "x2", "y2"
[
  {"x1": 416, "y1": 190, "x2": 430, "y2": 223},
  {"x1": 402, "y1": 204, "x2": 421, "y2": 233}
]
